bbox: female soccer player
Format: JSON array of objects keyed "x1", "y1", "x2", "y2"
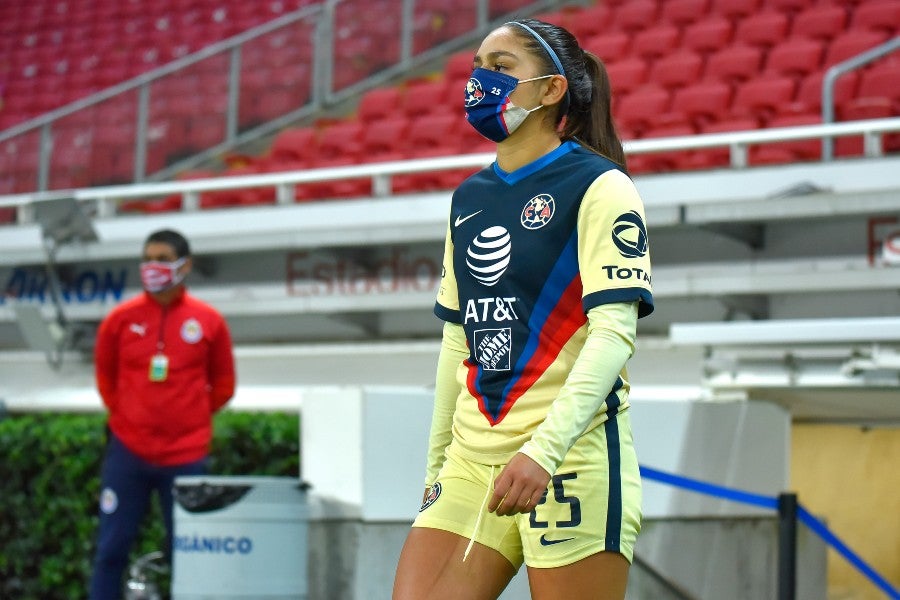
[{"x1": 393, "y1": 18, "x2": 653, "y2": 600}]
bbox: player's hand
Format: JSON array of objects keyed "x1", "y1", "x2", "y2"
[{"x1": 488, "y1": 453, "x2": 551, "y2": 516}]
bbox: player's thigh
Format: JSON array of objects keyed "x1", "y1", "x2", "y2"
[
  {"x1": 527, "y1": 551, "x2": 630, "y2": 600},
  {"x1": 393, "y1": 527, "x2": 517, "y2": 600}
]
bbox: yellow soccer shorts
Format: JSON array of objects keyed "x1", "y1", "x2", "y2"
[{"x1": 413, "y1": 409, "x2": 642, "y2": 569}]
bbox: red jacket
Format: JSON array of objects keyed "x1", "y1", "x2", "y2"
[{"x1": 94, "y1": 288, "x2": 235, "y2": 465}]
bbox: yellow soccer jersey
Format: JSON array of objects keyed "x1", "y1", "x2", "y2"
[{"x1": 434, "y1": 141, "x2": 653, "y2": 466}]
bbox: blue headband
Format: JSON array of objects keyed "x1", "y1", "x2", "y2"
[{"x1": 506, "y1": 21, "x2": 566, "y2": 79}]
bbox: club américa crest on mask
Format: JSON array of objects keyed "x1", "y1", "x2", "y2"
[
  {"x1": 419, "y1": 482, "x2": 442, "y2": 512},
  {"x1": 465, "y1": 77, "x2": 486, "y2": 107},
  {"x1": 521, "y1": 193, "x2": 555, "y2": 230}
]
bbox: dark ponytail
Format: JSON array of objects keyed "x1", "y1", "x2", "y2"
[{"x1": 506, "y1": 19, "x2": 626, "y2": 168}]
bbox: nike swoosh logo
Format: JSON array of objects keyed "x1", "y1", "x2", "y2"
[
  {"x1": 539, "y1": 534, "x2": 575, "y2": 546},
  {"x1": 454, "y1": 210, "x2": 482, "y2": 227}
]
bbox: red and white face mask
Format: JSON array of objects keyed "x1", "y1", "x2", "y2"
[{"x1": 140, "y1": 258, "x2": 187, "y2": 293}]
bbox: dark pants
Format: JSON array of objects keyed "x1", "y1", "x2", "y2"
[{"x1": 89, "y1": 434, "x2": 206, "y2": 600}]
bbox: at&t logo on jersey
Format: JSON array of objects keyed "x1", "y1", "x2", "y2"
[
  {"x1": 474, "y1": 328, "x2": 512, "y2": 371},
  {"x1": 463, "y1": 296, "x2": 519, "y2": 324},
  {"x1": 612, "y1": 210, "x2": 649, "y2": 258},
  {"x1": 521, "y1": 194, "x2": 555, "y2": 230},
  {"x1": 466, "y1": 226, "x2": 511, "y2": 286}
]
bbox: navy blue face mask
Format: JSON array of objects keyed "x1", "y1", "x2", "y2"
[{"x1": 464, "y1": 67, "x2": 551, "y2": 143}]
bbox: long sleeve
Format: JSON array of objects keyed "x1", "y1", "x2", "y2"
[
  {"x1": 424, "y1": 321, "x2": 468, "y2": 486},
  {"x1": 518, "y1": 301, "x2": 638, "y2": 476},
  {"x1": 207, "y1": 316, "x2": 236, "y2": 412},
  {"x1": 94, "y1": 315, "x2": 118, "y2": 411}
]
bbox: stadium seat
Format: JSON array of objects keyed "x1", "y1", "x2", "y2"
[
  {"x1": 362, "y1": 117, "x2": 412, "y2": 158},
  {"x1": 649, "y1": 51, "x2": 705, "y2": 90},
  {"x1": 750, "y1": 113, "x2": 822, "y2": 165},
  {"x1": 358, "y1": 87, "x2": 405, "y2": 123},
  {"x1": 825, "y1": 30, "x2": 891, "y2": 67},
  {"x1": 688, "y1": 117, "x2": 761, "y2": 169},
  {"x1": 583, "y1": 31, "x2": 632, "y2": 64},
  {"x1": 639, "y1": 123, "x2": 698, "y2": 172},
  {"x1": 672, "y1": 80, "x2": 733, "y2": 127},
  {"x1": 605, "y1": 58, "x2": 650, "y2": 95},
  {"x1": 791, "y1": 69, "x2": 860, "y2": 115},
  {"x1": 402, "y1": 78, "x2": 453, "y2": 119},
  {"x1": 764, "y1": 0, "x2": 813, "y2": 14},
  {"x1": 851, "y1": 0, "x2": 900, "y2": 34},
  {"x1": 444, "y1": 50, "x2": 475, "y2": 86},
  {"x1": 711, "y1": 0, "x2": 763, "y2": 20},
  {"x1": 267, "y1": 127, "x2": 320, "y2": 165},
  {"x1": 730, "y1": 77, "x2": 796, "y2": 124},
  {"x1": 682, "y1": 17, "x2": 734, "y2": 55},
  {"x1": 704, "y1": 44, "x2": 763, "y2": 83},
  {"x1": 564, "y1": 5, "x2": 614, "y2": 41},
  {"x1": 612, "y1": 0, "x2": 659, "y2": 33},
  {"x1": 734, "y1": 11, "x2": 789, "y2": 49},
  {"x1": 317, "y1": 121, "x2": 366, "y2": 161},
  {"x1": 791, "y1": 4, "x2": 849, "y2": 41},
  {"x1": 765, "y1": 37, "x2": 825, "y2": 77},
  {"x1": 632, "y1": 24, "x2": 681, "y2": 59},
  {"x1": 857, "y1": 62, "x2": 900, "y2": 108},
  {"x1": 615, "y1": 86, "x2": 672, "y2": 135},
  {"x1": 661, "y1": 0, "x2": 712, "y2": 27}
]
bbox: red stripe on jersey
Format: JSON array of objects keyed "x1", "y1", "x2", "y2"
[{"x1": 490, "y1": 275, "x2": 586, "y2": 425}]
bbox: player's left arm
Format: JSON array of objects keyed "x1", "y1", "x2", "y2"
[{"x1": 207, "y1": 313, "x2": 236, "y2": 412}]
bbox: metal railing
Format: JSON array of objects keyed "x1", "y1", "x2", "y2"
[
  {"x1": 1, "y1": 117, "x2": 898, "y2": 223},
  {"x1": 822, "y1": 36, "x2": 900, "y2": 160},
  {"x1": 0, "y1": 0, "x2": 560, "y2": 193}
]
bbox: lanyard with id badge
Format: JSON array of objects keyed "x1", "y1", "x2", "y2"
[{"x1": 149, "y1": 309, "x2": 169, "y2": 382}]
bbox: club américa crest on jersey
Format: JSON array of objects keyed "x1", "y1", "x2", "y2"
[
  {"x1": 419, "y1": 482, "x2": 442, "y2": 512},
  {"x1": 521, "y1": 193, "x2": 555, "y2": 230}
]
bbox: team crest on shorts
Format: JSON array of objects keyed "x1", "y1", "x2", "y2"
[
  {"x1": 521, "y1": 194, "x2": 555, "y2": 230},
  {"x1": 180, "y1": 318, "x2": 203, "y2": 344},
  {"x1": 419, "y1": 482, "x2": 442, "y2": 512},
  {"x1": 100, "y1": 488, "x2": 118, "y2": 514}
]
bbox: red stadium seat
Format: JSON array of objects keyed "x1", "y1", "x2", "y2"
[
  {"x1": 661, "y1": 0, "x2": 711, "y2": 27},
  {"x1": 791, "y1": 5, "x2": 849, "y2": 41},
  {"x1": 734, "y1": 11, "x2": 789, "y2": 49},
  {"x1": 687, "y1": 117, "x2": 761, "y2": 169},
  {"x1": 791, "y1": 70, "x2": 860, "y2": 115},
  {"x1": 682, "y1": 17, "x2": 734, "y2": 55},
  {"x1": 765, "y1": 37, "x2": 825, "y2": 77},
  {"x1": 605, "y1": 58, "x2": 650, "y2": 95},
  {"x1": 362, "y1": 117, "x2": 411, "y2": 157},
  {"x1": 402, "y1": 79, "x2": 453, "y2": 119},
  {"x1": 358, "y1": 87, "x2": 405, "y2": 123},
  {"x1": 268, "y1": 127, "x2": 320, "y2": 164},
  {"x1": 852, "y1": 0, "x2": 900, "y2": 34},
  {"x1": 649, "y1": 51, "x2": 705, "y2": 90},
  {"x1": 825, "y1": 30, "x2": 891, "y2": 67},
  {"x1": 704, "y1": 44, "x2": 763, "y2": 83},
  {"x1": 857, "y1": 63, "x2": 900, "y2": 105},
  {"x1": 583, "y1": 31, "x2": 632, "y2": 64},
  {"x1": 565, "y1": 5, "x2": 614, "y2": 41},
  {"x1": 711, "y1": 0, "x2": 762, "y2": 20},
  {"x1": 612, "y1": 0, "x2": 659, "y2": 33},
  {"x1": 750, "y1": 113, "x2": 822, "y2": 165},
  {"x1": 764, "y1": 0, "x2": 813, "y2": 13},
  {"x1": 672, "y1": 80, "x2": 733, "y2": 127},
  {"x1": 639, "y1": 123, "x2": 698, "y2": 172},
  {"x1": 730, "y1": 76, "x2": 796, "y2": 123},
  {"x1": 632, "y1": 24, "x2": 681, "y2": 59},
  {"x1": 616, "y1": 86, "x2": 672, "y2": 135},
  {"x1": 317, "y1": 121, "x2": 366, "y2": 161},
  {"x1": 445, "y1": 51, "x2": 475, "y2": 86}
]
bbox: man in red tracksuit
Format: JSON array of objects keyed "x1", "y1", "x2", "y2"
[{"x1": 89, "y1": 229, "x2": 235, "y2": 599}]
